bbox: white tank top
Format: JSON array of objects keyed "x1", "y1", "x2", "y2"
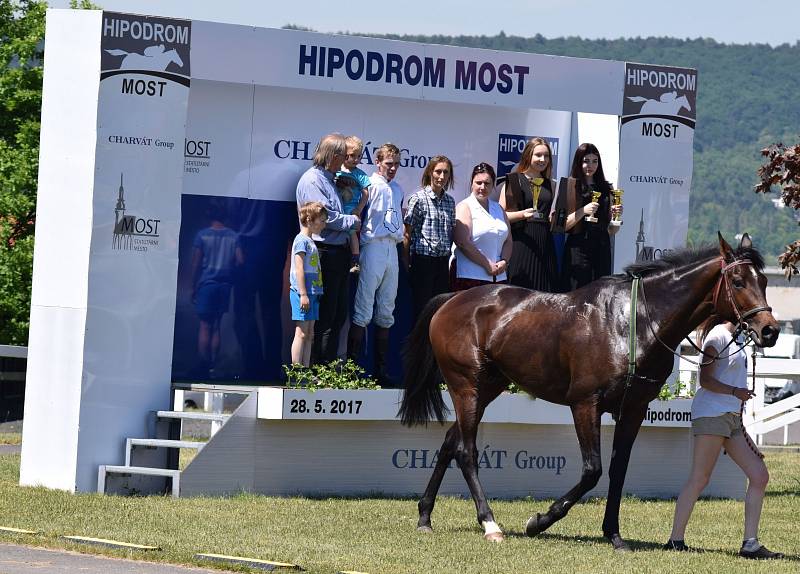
[{"x1": 455, "y1": 195, "x2": 509, "y2": 282}]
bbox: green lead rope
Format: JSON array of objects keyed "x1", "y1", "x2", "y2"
[
  {"x1": 628, "y1": 276, "x2": 640, "y2": 379},
  {"x1": 617, "y1": 275, "x2": 640, "y2": 422}
]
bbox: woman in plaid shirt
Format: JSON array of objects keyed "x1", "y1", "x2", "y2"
[{"x1": 402, "y1": 156, "x2": 456, "y2": 320}]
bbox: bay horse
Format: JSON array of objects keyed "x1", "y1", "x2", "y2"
[{"x1": 399, "y1": 233, "x2": 778, "y2": 550}]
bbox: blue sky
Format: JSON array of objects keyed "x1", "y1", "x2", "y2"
[{"x1": 48, "y1": 0, "x2": 800, "y2": 47}]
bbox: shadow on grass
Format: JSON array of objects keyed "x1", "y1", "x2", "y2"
[
  {"x1": 498, "y1": 531, "x2": 800, "y2": 560},
  {"x1": 764, "y1": 488, "x2": 800, "y2": 497}
]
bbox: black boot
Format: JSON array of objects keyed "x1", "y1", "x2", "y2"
[
  {"x1": 347, "y1": 323, "x2": 366, "y2": 362},
  {"x1": 374, "y1": 327, "x2": 394, "y2": 386}
]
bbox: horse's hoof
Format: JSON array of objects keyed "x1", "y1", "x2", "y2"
[
  {"x1": 484, "y1": 531, "x2": 504, "y2": 543},
  {"x1": 416, "y1": 525, "x2": 433, "y2": 534},
  {"x1": 524, "y1": 513, "x2": 545, "y2": 537},
  {"x1": 607, "y1": 533, "x2": 631, "y2": 552}
]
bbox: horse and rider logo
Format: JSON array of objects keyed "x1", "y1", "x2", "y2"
[
  {"x1": 104, "y1": 45, "x2": 185, "y2": 73},
  {"x1": 626, "y1": 91, "x2": 692, "y2": 117}
]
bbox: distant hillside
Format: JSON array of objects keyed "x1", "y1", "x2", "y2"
[{"x1": 353, "y1": 31, "x2": 800, "y2": 262}]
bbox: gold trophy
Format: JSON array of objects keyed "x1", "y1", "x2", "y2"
[
  {"x1": 531, "y1": 177, "x2": 544, "y2": 220},
  {"x1": 585, "y1": 190, "x2": 602, "y2": 223},
  {"x1": 610, "y1": 189, "x2": 624, "y2": 227}
]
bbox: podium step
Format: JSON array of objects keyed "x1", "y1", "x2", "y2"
[
  {"x1": 125, "y1": 438, "x2": 205, "y2": 466},
  {"x1": 98, "y1": 465, "x2": 181, "y2": 497},
  {"x1": 156, "y1": 410, "x2": 230, "y2": 422}
]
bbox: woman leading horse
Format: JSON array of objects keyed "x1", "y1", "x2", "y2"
[{"x1": 399, "y1": 233, "x2": 778, "y2": 550}]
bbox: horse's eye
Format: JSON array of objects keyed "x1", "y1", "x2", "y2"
[{"x1": 732, "y1": 277, "x2": 745, "y2": 288}]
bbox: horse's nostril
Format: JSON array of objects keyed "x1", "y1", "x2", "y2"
[{"x1": 761, "y1": 325, "x2": 780, "y2": 342}]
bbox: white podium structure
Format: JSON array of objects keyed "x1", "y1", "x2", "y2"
[
  {"x1": 22, "y1": 9, "x2": 699, "y2": 494},
  {"x1": 178, "y1": 390, "x2": 742, "y2": 499}
]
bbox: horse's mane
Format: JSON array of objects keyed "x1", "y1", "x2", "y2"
[{"x1": 623, "y1": 244, "x2": 764, "y2": 278}]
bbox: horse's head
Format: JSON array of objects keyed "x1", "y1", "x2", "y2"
[
  {"x1": 715, "y1": 232, "x2": 779, "y2": 347},
  {"x1": 677, "y1": 95, "x2": 692, "y2": 113}
]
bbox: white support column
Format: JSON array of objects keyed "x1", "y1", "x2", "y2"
[
  {"x1": 20, "y1": 9, "x2": 103, "y2": 492},
  {"x1": 21, "y1": 9, "x2": 191, "y2": 492}
]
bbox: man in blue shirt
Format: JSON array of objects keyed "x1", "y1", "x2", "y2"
[{"x1": 295, "y1": 133, "x2": 361, "y2": 363}]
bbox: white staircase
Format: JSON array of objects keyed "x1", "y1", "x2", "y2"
[
  {"x1": 124, "y1": 438, "x2": 207, "y2": 466},
  {"x1": 98, "y1": 386, "x2": 251, "y2": 497}
]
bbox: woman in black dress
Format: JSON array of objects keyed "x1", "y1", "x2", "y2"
[
  {"x1": 498, "y1": 137, "x2": 558, "y2": 292},
  {"x1": 561, "y1": 143, "x2": 622, "y2": 291}
]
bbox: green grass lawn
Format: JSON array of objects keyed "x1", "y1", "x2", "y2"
[{"x1": 0, "y1": 451, "x2": 798, "y2": 573}]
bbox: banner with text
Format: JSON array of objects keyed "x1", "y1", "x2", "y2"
[
  {"x1": 79, "y1": 11, "x2": 191, "y2": 485},
  {"x1": 615, "y1": 63, "x2": 697, "y2": 270}
]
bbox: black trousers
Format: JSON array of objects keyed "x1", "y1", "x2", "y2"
[
  {"x1": 312, "y1": 243, "x2": 351, "y2": 364},
  {"x1": 409, "y1": 254, "x2": 451, "y2": 321},
  {"x1": 562, "y1": 233, "x2": 611, "y2": 292}
]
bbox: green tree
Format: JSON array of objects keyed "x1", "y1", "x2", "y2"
[{"x1": 0, "y1": 0, "x2": 45, "y2": 344}]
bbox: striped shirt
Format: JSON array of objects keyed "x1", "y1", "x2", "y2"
[{"x1": 404, "y1": 187, "x2": 456, "y2": 257}]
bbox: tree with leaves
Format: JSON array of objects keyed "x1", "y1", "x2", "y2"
[
  {"x1": 0, "y1": 0, "x2": 45, "y2": 344},
  {"x1": 755, "y1": 142, "x2": 800, "y2": 278}
]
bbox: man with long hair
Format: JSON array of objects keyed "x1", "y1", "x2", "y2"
[{"x1": 295, "y1": 134, "x2": 361, "y2": 363}]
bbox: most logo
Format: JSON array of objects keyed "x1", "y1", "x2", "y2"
[
  {"x1": 633, "y1": 209, "x2": 672, "y2": 262},
  {"x1": 112, "y1": 173, "x2": 161, "y2": 253}
]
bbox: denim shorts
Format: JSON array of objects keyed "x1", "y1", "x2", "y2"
[
  {"x1": 195, "y1": 282, "x2": 232, "y2": 321},
  {"x1": 290, "y1": 290, "x2": 320, "y2": 321},
  {"x1": 692, "y1": 412, "x2": 743, "y2": 438}
]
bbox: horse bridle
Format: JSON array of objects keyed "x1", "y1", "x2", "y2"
[
  {"x1": 711, "y1": 258, "x2": 772, "y2": 337},
  {"x1": 636, "y1": 256, "x2": 771, "y2": 367}
]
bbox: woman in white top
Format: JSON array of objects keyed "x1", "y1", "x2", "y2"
[
  {"x1": 452, "y1": 163, "x2": 512, "y2": 291},
  {"x1": 664, "y1": 318, "x2": 783, "y2": 559}
]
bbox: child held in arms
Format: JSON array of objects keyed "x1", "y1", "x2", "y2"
[{"x1": 335, "y1": 135, "x2": 370, "y2": 273}]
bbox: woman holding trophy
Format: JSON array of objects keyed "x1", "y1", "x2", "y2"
[
  {"x1": 498, "y1": 137, "x2": 559, "y2": 292},
  {"x1": 561, "y1": 143, "x2": 623, "y2": 291}
]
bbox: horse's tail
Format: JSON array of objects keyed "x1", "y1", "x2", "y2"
[{"x1": 398, "y1": 292, "x2": 456, "y2": 427}]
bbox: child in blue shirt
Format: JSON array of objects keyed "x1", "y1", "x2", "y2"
[
  {"x1": 290, "y1": 201, "x2": 327, "y2": 366},
  {"x1": 336, "y1": 135, "x2": 371, "y2": 273},
  {"x1": 191, "y1": 202, "x2": 243, "y2": 377}
]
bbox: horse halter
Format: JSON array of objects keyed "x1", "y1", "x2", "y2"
[{"x1": 711, "y1": 258, "x2": 772, "y2": 337}]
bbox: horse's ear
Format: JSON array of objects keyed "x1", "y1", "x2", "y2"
[
  {"x1": 718, "y1": 231, "x2": 735, "y2": 263},
  {"x1": 739, "y1": 233, "x2": 753, "y2": 250}
]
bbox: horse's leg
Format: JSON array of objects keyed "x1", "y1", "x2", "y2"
[
  {"x1": 452, "y1": 381, "x2": 505, "y2": 542},
  {"x1": 526, "y1": 396, "x2": 602, "y2": 536},
  {"x1": 416, "y1": 423, "x2": 460, "y2": 533},
  {"x1": 601, "y1": 399, "x2": 649, "y2": 551}
]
